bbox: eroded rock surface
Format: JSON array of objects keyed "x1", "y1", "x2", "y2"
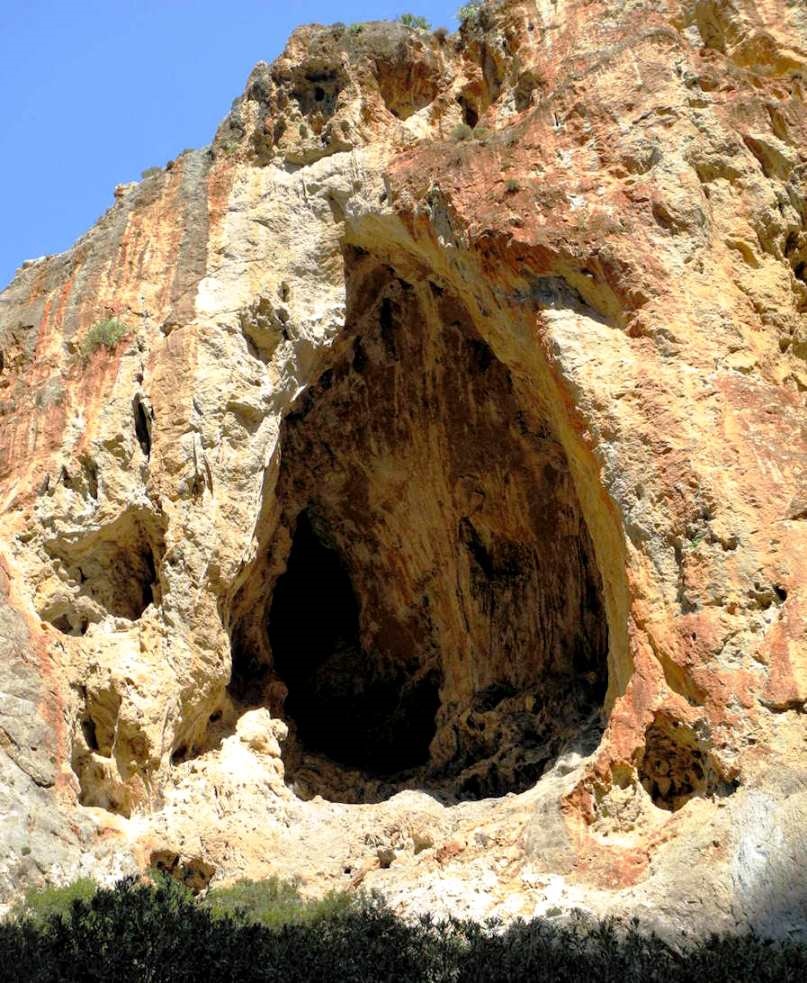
[{"x1": 0, "y1": 0, "x2": 805, "y2": 937}]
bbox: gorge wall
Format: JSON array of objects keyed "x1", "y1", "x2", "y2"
[{"x1": 0, "y1": 0, "x2": 805, "y2": 938}]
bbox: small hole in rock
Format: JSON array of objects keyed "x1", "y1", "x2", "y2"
[
  {"x1": 81, "y1": 717, "x2": 99, "y2": 751},
  {"x1": 171, "y1": 745, "x2": 188, "y2": 765},
  {"x1": 457, "y1": 96, "x2": 478, "y2": 128},
  {"x1": 51, "y1": 614, "x2": 88, "y2": 636},
  {"x1": 638, "y1": 712, "x2": 733, "y2": 811},
  {"x1": 133, "y1": 395, "x2": 152, "y2": 458},
  {"x1": 81, "y1": 456, "x2": 99, "y2": 499}
]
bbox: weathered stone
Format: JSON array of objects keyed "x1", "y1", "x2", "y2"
[{"x1": 0, "y1": 0, "x2": 804, "y2": 938}]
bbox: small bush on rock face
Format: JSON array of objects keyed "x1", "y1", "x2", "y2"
[
  {"x1": 451, "y1": 122, "x2": 473, "y2": 141},
  {"x1": 399, "y1": 13, "x2": 431, "y2": 30},
  {"x1": 458, "y1": 1, "x2": 483, "y2": 26},
  {"x1": 79, "y1": 318, "x2": 129, "y2": 357}
]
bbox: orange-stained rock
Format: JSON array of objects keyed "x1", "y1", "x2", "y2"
[{"x1": 0, "y1": 0, "x2": 804, "y2": 937}]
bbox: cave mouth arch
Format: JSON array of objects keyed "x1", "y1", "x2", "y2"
[{"x1": 234, "y1": 259, "x2": 609, "y2": 803}]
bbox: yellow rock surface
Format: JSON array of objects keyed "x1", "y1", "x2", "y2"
[{"x1": 0, "y1": 0, "x2": 804, "y2": 937}]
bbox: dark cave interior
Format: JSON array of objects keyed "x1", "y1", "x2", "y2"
[{"x1": 231, "y1": 258, "x2": 609, "y2": 803}]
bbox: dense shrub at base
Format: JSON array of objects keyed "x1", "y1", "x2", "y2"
[{"x1": 0, "y1": 876, "x2": 804, "y2": 983}]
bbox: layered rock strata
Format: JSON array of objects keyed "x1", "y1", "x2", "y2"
[{"x1": 0, "y1": 0, "x2": 805, "y2": 937}]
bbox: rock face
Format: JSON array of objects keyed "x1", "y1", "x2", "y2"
[{"x1": 0, "y1": 0, "x2": 805, "y2": 937}]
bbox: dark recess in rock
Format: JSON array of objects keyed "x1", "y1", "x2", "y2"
[
  {"x1": 230, "y1": 256, "x2": 609, "y2": 804},
  {"x1": 637, "y1": 711, "x2": 737, "y2": 811},
  {"x1": 133, "y1": 395, "x2": 152, "y2": 458},
  {"x1": 269, "y1": 510, "x2": 440, "y2": 775}
]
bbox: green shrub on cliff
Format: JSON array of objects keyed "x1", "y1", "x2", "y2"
[
  {"x1": 79, "y1": 317, "x2": 129, "y2": 358},
  {"x1": 399, "y1": 13, "x2": 431, "y2": 30},
  {"x1": 458, "y1": 1, "x2": 483, "y2": 26},
  {"x1": 451, "y1": 122, "x2": 473, "y2": 141}
]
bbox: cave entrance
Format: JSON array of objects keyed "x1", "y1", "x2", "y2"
[
  {"x1": 233, "y1": 258, "x2": 609, "y2": 803},
  {"x1": 269, "y1": 510, "x2": 440, "y2": 775}
]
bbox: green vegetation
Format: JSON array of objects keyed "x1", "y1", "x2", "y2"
[
  {"x1": 399, "y1": 13, "x2": 431, "y2": 30},
  {"x1": 457, "y1": 1, "x2": 483, "y2": 26},
  {"x1": 79, "y1": 318, "x2": 130, "y2": 358},
  {"x1": 450, "y1": 123, "x2": 493, "y2": 143},
  {"x1": 9, "y1": 879, "x2": 96, "y2": 926},
  {"x1": 1, "y1": 875, "x2": 804, "y2": 982},
  {"x1": 505, "y1": 178, "x2": 521, "y2": 193},
  {"x1": 451, "y1": 122, "x2": 474, "y2": 141},
  {"x1": 348, "y1": 22, "x2": 365, "y2": 35},
  {"x1": 203, "y1": 876, "x2": 353, "y2": 929},
  {"x1": 140, "y1": 166, "x2": 162, "y2": 179}
]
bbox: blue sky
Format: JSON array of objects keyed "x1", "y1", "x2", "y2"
[{"x1": 0, "y1": 1, "x2": 459, "y2": 289}]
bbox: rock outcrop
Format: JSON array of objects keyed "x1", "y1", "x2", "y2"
[{"x1": 0, "y1": 0, "x2": 805, "y2": 938}]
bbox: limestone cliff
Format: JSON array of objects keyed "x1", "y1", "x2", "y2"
[{"x1": 0, "y1": 0, "x2": 805, "y2": 938}]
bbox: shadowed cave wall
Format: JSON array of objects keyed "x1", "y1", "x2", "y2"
[{"x1": 231, "y1": 254, "x2": 609, "y2": 802}]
